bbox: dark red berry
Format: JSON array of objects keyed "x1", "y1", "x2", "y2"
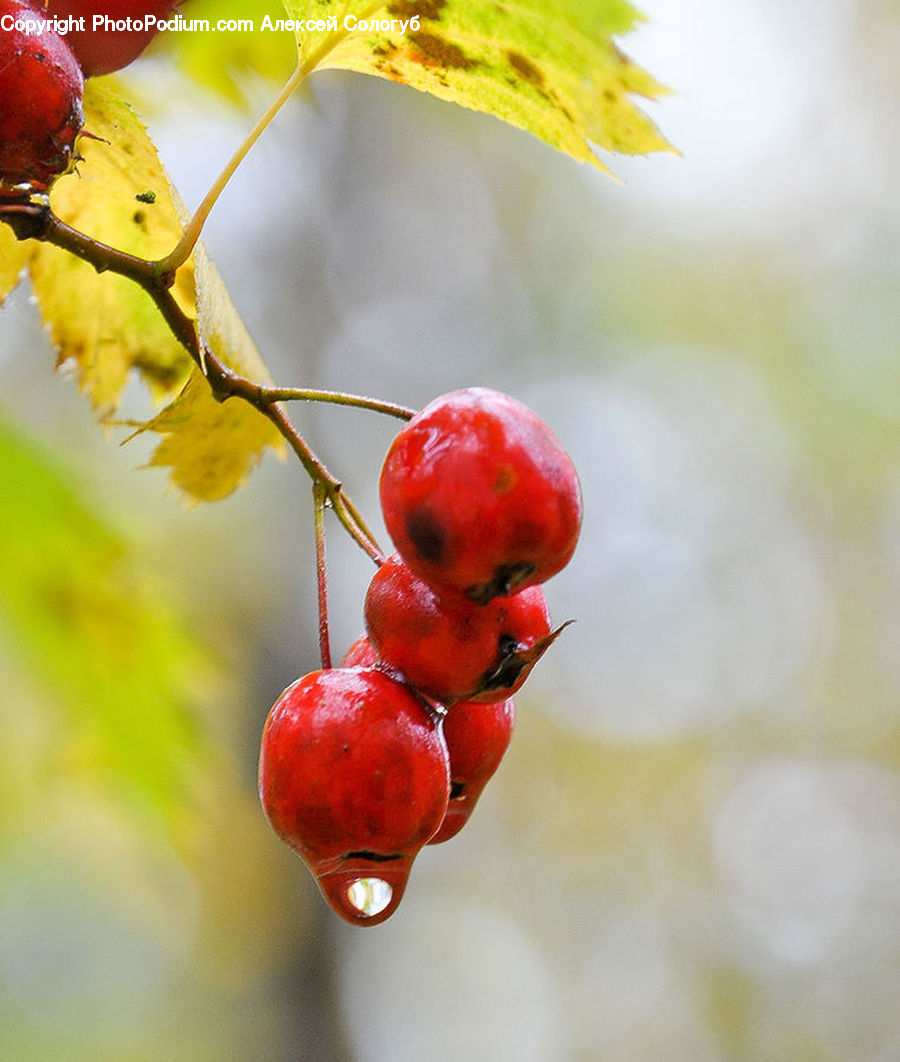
[
  {"x1": 258, "y1": 667, "x2": 449, "y2": 926},
  {"x1": 429, "y1": 697, "x2": 515, "y2": 844},
  {"x1": 0, "y1": 0, "x2": 84, "y2": 194},
  {"x1": 380, "y1": 388, "x2": 582, "y2": 603},
  {"x1": 364, "y1": 553, "x2": 554, "y2": 705},
  {"x1": 39, "y1": 0, "x2": 182, "y2": 76}
]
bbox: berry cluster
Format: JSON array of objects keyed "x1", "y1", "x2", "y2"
[
  {"x1": 0, "y1": 0, "x2": 179, "y2": 194},
  {"x1": 258, "y1": 388, "x2": 582, "y2": 926}
]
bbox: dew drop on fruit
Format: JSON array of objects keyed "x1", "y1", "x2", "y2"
[
  {"x1": 314, "y1": 858, "x2": 412, "y2": 925},
  {"x1": 346, "y1": 878, "x2": 393, "y2": 918}
]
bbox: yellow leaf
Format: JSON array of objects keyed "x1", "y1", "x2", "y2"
[
  {"x1": 24, "y1": 82, "x2": 282, "y2": 501},
  {"x1": 137, "y1": 242, "x2": 285, "y2": 503},
  {"x1": 140, "y1": 369, "x2": 283, "y2": 502},
  {"x1": 29, "y1": 81, "x2": 194, "y2": 411},
  {"x1": 0, "y1": 224, "x2": 29, "y2": 304},
  {"x1": 284, "y1": 0, "x2": 673, "y2": 171}
]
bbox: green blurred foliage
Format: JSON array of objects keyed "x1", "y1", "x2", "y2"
[{"x1": 0, "y1": 415, "x2": 207, "y2": 831}]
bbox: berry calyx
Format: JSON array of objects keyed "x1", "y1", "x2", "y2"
[
  {"x1": 364, "y1": 553, "x2": 554, "y2": 705},
  {"x1": 429, "y1": 697, "x2": 515, "y2": 844},
  {"x1": 380, "y1": 388, "x2": 582, "y2": 603},
  {"x1": 258, "y1": 667, "x2": 449, "y2": 926},
  {"x1": 0, "y1": 0, "x2": 84, "y2": 195},
  {"x1": 39, "y1": 0, "x2": 182, "y2": 76}
]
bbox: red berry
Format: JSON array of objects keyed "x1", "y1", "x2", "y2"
[
  {"x1": 364, "y1": 553, "x2": 554, "y2": 705},
  {"x1": 341, "y1": 637, "x2": 515, "y2": 845},
  {"x1": 41, "y1": 0, "x2": 182, "y2": 76},
  {"x1": 258, "y1": 667, "x2": 449, "y2": 926},
  {"x1": 380, "y1": 388, "x2": 582, "y2": 603},
  {"x1": 0, "y1": 0, "x2": 84, "y2": 194},
  {"x1": 340, "y1": 634, "x2": 378, "y2": 669},
  {"x1": 429, "y1": 697, "x2": 515, "y2": 844}
]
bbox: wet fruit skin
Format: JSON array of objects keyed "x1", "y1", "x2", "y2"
[
  {"x1": 380, "y1": 388, "x2": 583, "y2": 604},
  {"x1": 340, "y1": 636, "x2": 515, "y2": 846},
  {"x1": 340, "y1": 634, "x2": 379, "y2": 669},
  {"x1": 364, "y1": 553, "x2": 552, "y2": 705},
  {"x1": 258, "y1": 667, "x2": 450, "y2": 926},
  {"x1": 0, "y1": 0, "x2": 84, "y2": 193},
  {"x1": 40, "y1": 0, "x2": 181, "y2": 76},
  {"x1": 429, "y1": 697, "x2": 515, "y2": 844}
]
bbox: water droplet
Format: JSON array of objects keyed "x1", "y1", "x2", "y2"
[
  {"x1": 347, "y1": 878, "x2": 393, "y2": 917},
  {"x1": 315, "y1": 858, "x2": 412, "y2": 925}
]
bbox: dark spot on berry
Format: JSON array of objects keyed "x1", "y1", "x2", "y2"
[
  {"x1": 466, "y1": 561, "x2": 535, "y2": 605},
  {"x1": 343, "y1": 850, "x2": 404, "y2": 862},
  {"x1": 449, "y1": 781, "x2": 466, "y2": 800},
  {"x1": 493, "y1": 464, "x2": 517, "y2": 493},
  {"x1": 133, "y1": 210, "x2": 145, "y2": 226},
  {"x1": 405, "y1": 507, "x2": 445, "y2": 564}
]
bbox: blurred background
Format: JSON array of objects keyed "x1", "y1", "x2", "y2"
[{"x1": 2, "y1": 0, "x2": 900, "y2": 1057}]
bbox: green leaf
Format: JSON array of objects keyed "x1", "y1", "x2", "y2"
[
  {"x1": 0, "y1": 414, "x2": 219, "y2": 835},
  {"x1": 283, "y1": 0, "x2": 672, "y2": 170},
  {"x1": 0, "y1": 224, "x2": 28, "y2": 304},
  {"x1": 30, "y1": 81, "x2": 194, "y2": 411}
]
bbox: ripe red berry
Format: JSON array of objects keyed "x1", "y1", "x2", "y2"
[
  {"x1": 340, "y1": 634, "x2": 378, "y2": 669},
  {"x1": 364, "y1": 553, "x2": 554, "y2": 706},
  {"x1": 258, "y1": 667, "x2": 449, "y2": 926},
  {"x1": 341, "y1": 636, "x2": 515, "y2": 845},
  {"x1": 380, "y1": 388, "x2": 582, "y2": 603},
  {"x1": 0, "y1": 0, "x2": 84, "y2": 194},
  {"x1": 429, "y1": 697, "x2": 515, "y2": 844},
  {"x1": 41, "y1": 0, "x2": 182, "y2": 76}
]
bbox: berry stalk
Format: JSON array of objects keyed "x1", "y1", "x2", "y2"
[{"x1": 313, "y1": 480, "x2": 332, "y2": 670}]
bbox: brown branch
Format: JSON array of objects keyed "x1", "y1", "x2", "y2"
[{"x1": 0, "y1": 199, "x2": 397, "y2": 563}]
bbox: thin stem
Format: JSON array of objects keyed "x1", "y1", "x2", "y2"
[
  {"x1": 257, "y1": 387, "x2": 414, "y2": 421},
  {"x1": 156, "y1": 20, "x2": 361, "y2": 275},
  {"x1": 313, "y1": 481, "x2": 332, "y2": 670},
  {"x1": 337, "y1": 491, "x2": 384, "y2": 565},
  {"x1": 240, "y1": 391, "x2": 384, "y2": 565}
]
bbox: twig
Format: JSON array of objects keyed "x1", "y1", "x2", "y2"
[
  {"x1": 312, "y1": 480, "x2": 332, "y2": 670},
  {"x1": 0, "y1": 198, "x2": 397, "y2": 562}
]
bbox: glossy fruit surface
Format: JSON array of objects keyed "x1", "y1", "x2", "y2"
[
  {"x1": 429, "y1": 697, "x2": 515, "y2": 844},
  {"x1": 258, "y1": 667, "x2": 449, "y2": 926},
  {"x1": 380, "y1": 388, "x2": 582, "y2": 603},
  {"x1": 340, "y1": 634, "x2": 378, "y2": 669},
  {"x1": 365, "y1": 553, "x2": 553, "y2": 705},
  {"x1": 0, "y1": 0, "x2": 84, "y2": 193},
  {"x1": 42, "y1": 0, "x2": 181, "y2": 76}
]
